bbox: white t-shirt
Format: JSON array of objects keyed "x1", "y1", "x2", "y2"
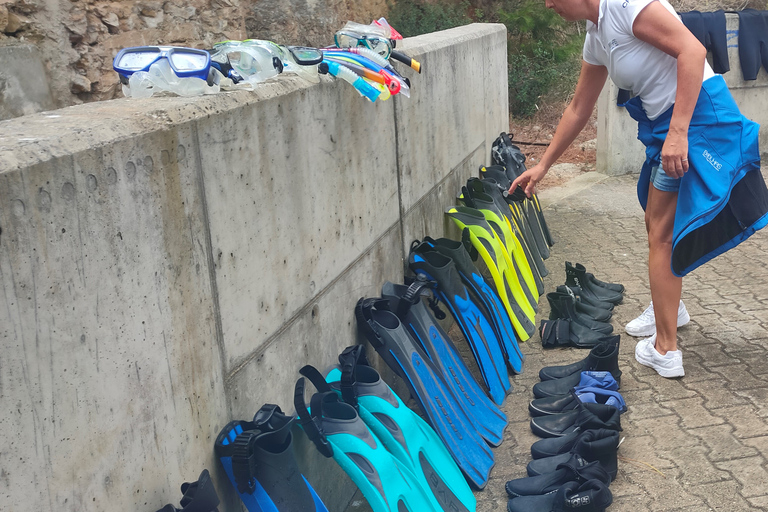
[{"x1": 583, "y1": 0, "x2": 714, "y2": 120}]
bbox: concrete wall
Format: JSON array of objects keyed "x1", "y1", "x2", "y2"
[
  {"x1": 0, "y1": 23, "x2": 508, "y2": 512},
  {"x1": 597, "y1": 12, "x2": 768, "y2": 175}
]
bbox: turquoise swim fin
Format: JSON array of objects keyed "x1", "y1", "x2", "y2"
[
  {"x1": 294, "y1": 377, "x2": 441, "y2": 512},
  {"x1": 299, "y1": 346, "x2": 476, "y2": 511}
]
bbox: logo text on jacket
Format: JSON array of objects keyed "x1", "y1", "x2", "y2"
[{"x1": 702, "y1": 149, "x2": 723, "y2": 171}]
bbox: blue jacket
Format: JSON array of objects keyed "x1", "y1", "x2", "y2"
[{"x1": 624, "y1": 74, "x2": 768, "y2": 277}]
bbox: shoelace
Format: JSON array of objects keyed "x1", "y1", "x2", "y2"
[{"x1": 636, "y1": 302, "x2": 655, "y2": 322}]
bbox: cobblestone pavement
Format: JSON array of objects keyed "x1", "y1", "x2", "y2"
[
  {"x1": 478, "y1": 172, "x2": 768, "y2": 512},
  {"x1": 347, "y1": 171, "x2": 768, "y2": 512}
]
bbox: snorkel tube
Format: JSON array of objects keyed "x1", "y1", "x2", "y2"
[
  {"x1": 319, "y1": 60, "x2": 380, "y2": 102},
  {"x1": 324, "y1": 56, "x2": 401, "y2": 94},
  {"x1": 322, "y1": 50, "x2": 410, "y2": 97},
  {"x1": 390, "y1": 50, "x2": 422, "y2": 73}
]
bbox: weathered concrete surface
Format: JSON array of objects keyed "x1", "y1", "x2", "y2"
[
  {"x1": 597, "y1": 12, "x2": 768, "y2": 175},
  {"x1": 0, "y1": 23, "x2": 508, "y2": 512},
  {"x1": 0, "y1": 44, "x2": 54, "y2": 120}
]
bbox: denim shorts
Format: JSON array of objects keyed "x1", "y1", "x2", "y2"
[{"x1": 650, "y1": 163, "x2": 681, "y2": 192}]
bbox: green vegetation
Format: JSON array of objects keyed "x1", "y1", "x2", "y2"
[
  {"x1": 388, "y1": 0, "x2": 474, "y2": 38},
  {"x1": 387, "y1": 0, "x2": 583, "y2": 118}
]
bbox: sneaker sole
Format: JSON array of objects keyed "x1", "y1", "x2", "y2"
[
  {"x1": 634, "y1": 350, "x2": 685, "y2": 378},
  {"x1": 625, "y1": 310, "x2": 691, "y2": 337}
]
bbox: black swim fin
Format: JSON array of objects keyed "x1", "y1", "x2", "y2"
[
  {"x1": 214, "y1": 404, "x2": 329, "y2": 512},
  {"x1": 156, "y1": 469, "x2": 220, "y2": 512}
]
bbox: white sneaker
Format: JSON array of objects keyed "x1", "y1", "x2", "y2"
[
  {"x1": 625, "y1": 300, "x2": 690, "y2": 337},
  {"x1": 635, "y1": 334, "x2": 685, "y2": 378}
]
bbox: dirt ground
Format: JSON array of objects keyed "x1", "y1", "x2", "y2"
[{"x1": 508, "y1": 102, "x2": 598, "y2": 190}]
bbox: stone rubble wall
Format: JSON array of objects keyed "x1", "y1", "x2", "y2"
[{"x1": 0, "y1": 0, "x2": 386, "y2": 108}]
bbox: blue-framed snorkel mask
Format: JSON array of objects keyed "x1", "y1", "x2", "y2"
[{"x1": 113, "y1": 46, "x2": 215, "y2": 86}]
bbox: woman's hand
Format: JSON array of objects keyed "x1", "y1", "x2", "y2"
[
  {"x1": 509, "y1": 162, "x2": 548, "y2": 198},
  {"x1": 661, "y1": 130, "x2": 689, "y2": 178}
]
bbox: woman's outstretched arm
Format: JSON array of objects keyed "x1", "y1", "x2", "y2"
[{"x1": 510, "y1": 60, "x2": 607, "y2": 197}]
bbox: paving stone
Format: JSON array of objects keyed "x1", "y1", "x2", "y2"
[
  {"x1": 664, "y1": 397, "x2": 726, "y2": 429},
  {"x1": 685, "y1": 342, "x2": 743, "y2": 368},
  {"x1": 627, "y1": 469, "x2": 706, "y2": 510},
  {"x1": 671, "y1": 444, "x2": 730, "y2": 485},
  {"x1": 681, "y1": 380, "x2": 749, "y2": 410},
  {"x1": 713, "y1": 405, "x2": 768, "y2": 439},
  {"x1": 730, "y1": 320, "x2": 768, "y2": 340},
  {"x1": 688, "y1": 424, "x2": 759, "y2": 461},
  {"x1": 715, "y1": 457, "x2": 768, "y2": 498},
  {"x1": 713, "y1": 365, "x2": 767, "y2": 391},
  {"x1": 619, "y1": 434, "x2": 676, "y2": 473},
  {"x1": 747, "y1": 495, "x2": 768, "y2": 509},
  {"x1": 631, "y1": 415, "x2": 701, "y2": 450},
  {"x1": 688, "y1": 480, "x2": 762, "y2": 511}
]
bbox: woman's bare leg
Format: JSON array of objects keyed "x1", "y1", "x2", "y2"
[{"x1": 645, "y1": 184, "x2": 681, "y2": 354}]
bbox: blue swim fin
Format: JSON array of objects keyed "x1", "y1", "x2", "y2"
[
  {"x1": 294, "y1": 377, "x2": 441, "y2": 512},
  {"x1": 410, "y1": 235, "x2": 525, "y2": 374},
  {"x1": 299, "y1": 346, "x2": 476, "y2": 511},
  {"x1": 380, "y1": 280, "x2": 508, "y2": 446},
  {"x1": 408, "y1": 250, "x2": 512, "y2": 403},
  {"x1": 355, "y1": 297, "x2": 496, "y2": 488},
  {"x1": 214, "y1": 404, "x2": 329, "y2": 512}
]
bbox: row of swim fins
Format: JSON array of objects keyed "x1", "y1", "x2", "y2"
[{"x1": 201, "y1": 134, "x2": 555, "y2": 512}]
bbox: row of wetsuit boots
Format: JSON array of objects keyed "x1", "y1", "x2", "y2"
[
  {"x1": 506, "y1": 337, "x2": 626, "y2": 511},
  {"x1": 540, "y1": 262, "x2": 625, "y2": 349}
]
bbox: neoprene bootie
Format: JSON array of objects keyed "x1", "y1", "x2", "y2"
[
  {"x1": 156, "y1": 469, "x2": 221, "y2": 512},
  {"x1": 529, "y1": 387, "x2": 626, "y2": 417},
  {"x1": 505, "y1": 454, "x2": 611, "y2": 498},
  {"x1": 538, "y1": 336, "x2": 621, "y2": 381},
  {"x1": 548, "y1": 290, "x2": 612, "y2": 322},
  {"x1": 563, "y1": 264, "x2": 623, "y2": 304},
  {"x1": 507, "y1": 479, "x2": 613, "y2": 512},
  {"x1": 527, "y1": 429, "x2": 621, "y2": 481},
  {"x1": 547, "y1": 292, "x2": 613, "y2": 334},
  {"x1": 533, "y1": 369, "x2": 620, "y2": 399},
  {"x1": 539, "y1": 318, "x2": 607, "y2": 349},
  {"x1": 530, "y1": 402, "x2": 622, "y2": 438},
  {"x1": 566, "y1": 262, "x2": 625, "y2": 293},
  {"x1": 556, "y1": 285, "x2": 614, "y2": 311},
  {"x1": 530, "y1": 428, "x2": 613, "y2": 460}
]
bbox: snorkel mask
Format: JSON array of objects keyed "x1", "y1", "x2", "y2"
[
  {"x1": 211, "y1": 40, "x2": 323, "y2": 85},
  {"x1": 113, "y1": 46, "x2": 220, "y2": 97},
  {"x1": 334, "y1": 21, "x2": 393, "y2": 59}
]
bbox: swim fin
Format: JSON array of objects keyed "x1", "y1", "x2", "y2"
[
  {"x1": 355, "y1": 297, "x2": 496, "y2": 488},
  {"x1": 155, "y1": 469, "x2": 221, "y2": 512},
  {"x1": 445, "y1": 205, "x2": 541, "y2": 339},
  {"x1": 478, "y1": 166, "x2": 550, "y2": 279},
  {"x1": 469, "y1": 176, "x2": 542, "y2": 300},
  {"x1": 294, "y1": 377, "x2": 442, "y2": 512},
  {"x1": 409, "y1": 238, "x2": 525, "y2": 374},
  {"x1": 462, "y1": 182, "x2": 539, "y2": 316},
  {"x1": 492, "y1": 132, "x2": 555, "y2": 250},
  {"x1": 407, "y1": 249, "x2": 512, "y2": 398},
  {"x1": 381, "y1": 280, "x2": 508, "y2": 445},
  {"x1": 214, "y1": 404, "x2": 329, "y2": 512},
  {"x1": 299, "y1": 346, "x2": 476, "y2": 511}
]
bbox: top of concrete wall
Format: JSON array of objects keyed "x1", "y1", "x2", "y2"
[{"x1": 0, "y1": 23, "x2": 505, "y2": 175}]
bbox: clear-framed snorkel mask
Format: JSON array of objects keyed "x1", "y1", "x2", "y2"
[
  {"x1": 211, "y1": 40, "x2": 285, "y2": 86},
  {"x1": 113, "y1": 46, "x2": 220, "y2": 97},
  {"x1": 334, "y1": 21, "x2": 393, "y2": 59},
  {"x1": 242, "y1": 40, "x2": 323, "y2": 84}
]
